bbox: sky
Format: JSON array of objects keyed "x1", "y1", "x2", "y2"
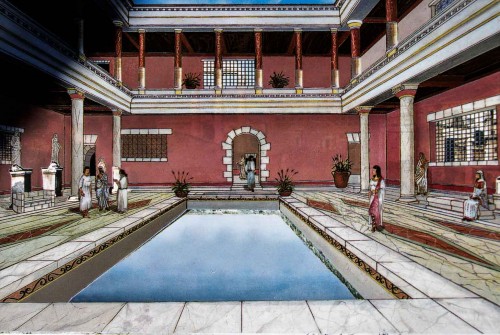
[{"x1": 133, "y1": 0, "x2": 336, "y2": 5}]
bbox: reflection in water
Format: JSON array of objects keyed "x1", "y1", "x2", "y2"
[{"x1": 72, "y1": 211, "x2": 355, "y2": 302}]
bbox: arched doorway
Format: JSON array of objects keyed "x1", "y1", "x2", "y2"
[
  {"x1": 222, "y1": 126, "x2": 271, "y2": 186},
  {"x1": 233, "y1": 134, "x2": 260, "y2": 185},
  {"x1": 84, "y1": 146, "x2": 96, "y2": 176}
]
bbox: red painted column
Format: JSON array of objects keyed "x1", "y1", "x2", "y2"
[
  {"x1": 330, "y1": 27, "x2": 339, "y2": 88},
  {"x1": 174, "y1": 29, "x2": 183, "y2": 90},
  {"x1": 348, "y1": 20, "x2": 362, "y2": 78},
  {"x1": 294, "y1": 28, "x2": 303, "y2": 89},
  {"x1": 214, "y1": 28, "x2": 223, "y2": 90},
  {"x1": 386, "y1": 0, "x2": 398, "y2": 51},
  {"x1": 113, "y1": 20, "x2": 123, "y2": 84},
  {"x1": 254, "y1": 28, "x2": 263, "y2": 92},
  {"x1": 138, "y1": 29, "x2": 146, "y2": 93}
]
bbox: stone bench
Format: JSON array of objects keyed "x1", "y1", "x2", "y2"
[
  {"x1": 12, "y1": 190, "x2": 55, "y2": 213},
  {"x1": 425, "y1": 194, "x2": 496, "y2": 220}
]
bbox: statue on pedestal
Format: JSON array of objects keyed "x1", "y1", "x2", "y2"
[
  {"x1": 11, "y1": 132, "x2": 22, "y2": 169},
  {"x1": 51, "y1": 134, "x2": 61, "y2": 165},
  {"x1": 415, "y1": 152, "x2": 429, "y2": 195}
]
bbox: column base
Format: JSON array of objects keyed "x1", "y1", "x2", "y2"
[
  {"x1": 386, "y1": 47, "x2": 398, "y2": 57},
  {"x1": 255, "y1": 87, "x2": 263, "y2": 95},
  {"x1": 214, "y1": 88, "x2": 222, "y2": 95},
  {"x1": 295, "y1": 87, "x2": 303, "y2": 94},
  {"x1": 175, "y1": 89, "x2": 182, "y2": 95},
  {"x1": 397, "y1": 195, "x2": 418, "y2": 203}
]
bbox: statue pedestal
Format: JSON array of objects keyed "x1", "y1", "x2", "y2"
[
  {"x1": 9, "y1": 168, "x2": 33, "y2": 209},
  {"x1": 42, "y1": 163, "x2": 63, "y2": 196},
  {"x1": 111, "y1": 166, "x2": 120, "y2": 195}
]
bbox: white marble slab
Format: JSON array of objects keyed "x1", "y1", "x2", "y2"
[
  {"x1": 72, "y1": 227, "x2": 123, "y2": 246},
  {"x1": 297, "y1": 206, "x2": 324, "y2": 218},
  {"x1": 436, "y1": 298, "x2": 500, "y2": 333},
  {"x1": 103, "y1": 302, "x2": 184, "y2": 334},
  {"x1": 0, "y1": 260, "x2": 57, "y2": 300},
  {"x1": 174, "y1": 302, "x2": 241, "y2": 334},
  {"x1": 370, "y1": 299, "x2": 479, "y2": 334},
  {"x1": 242, "y1": 301, "x2": 319, "y2": 333},
  {"x1": 286, "y1": 201, "x2": 310, "y2": 209},
  {"x1": 378, "y1": 261, "x2": 478, "y2": 298},
  {"x1": 128, "y1": 208, "x2": 160, "y2": 219},
  {"x1": 105, "y1": 217, "x2": 141, "y2": 231},
  {"x1": 0, "y1": 303, "x2": 49, "y2": 331},
  {"x1": 0, "y1": 235, "x2": 66, "y2": 269},
  {"x1": 27, "y1": 241, "x2": 95, "y2": 267},
  {"x1": 326, "y1": 227, "x2": 372, "y2": 247},
  {"x1": 346, "y1": 240, "x2": 412, "y2": 270},
  {"x1": 308, "y1": 300, "x2": 397, "y2": 334},
  {"x1": 309, "y1": 215, "x2": 346, "y2": 230},
  {"x1": 16, "y1": 302, "x2": 124, "y2": 333}
]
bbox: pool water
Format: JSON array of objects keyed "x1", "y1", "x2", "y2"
[{"x1": 71, "y1": 210, "x2": 356, "y2": 302}]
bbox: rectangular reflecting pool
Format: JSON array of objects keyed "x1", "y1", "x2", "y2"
[{"x1": 71, "y1": 210, "x2": 358, "y2": 302}]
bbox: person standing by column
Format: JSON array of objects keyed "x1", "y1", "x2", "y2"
[
  {"x1": 415, "y1": 152, "x2": 429, "y2": 195},
  {"x1": 115, "y1": 169, "x2": 128, "y2": 213},
  {"x1": 95, "y1": 166, "x2": 109, "y2": 211},
  {"x1": 368, "y1": 165, "x2": 386, "y2": 232},
  {"x1": 246, "y1": 156, "x2": 256, "y2": 192},
  {"x1": 79, "y1": 166, "x2": 92, "y2": 218}
]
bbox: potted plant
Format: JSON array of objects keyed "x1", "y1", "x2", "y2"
[
  {"x1": 269, "y1": 71, "x2": 289, "y2": 88},
  {"x1": 275, "y1": 168, "x2": 298, "y2": 196},
  {"x1": 182, "y1": 72, "x2": 201, "y2": 89},
  {"x1": 331, "y1": 154, "x2": 352, "y2": 188},
  {"x1": 171, "y1": 170, "x2": 193, "y2": 197}
]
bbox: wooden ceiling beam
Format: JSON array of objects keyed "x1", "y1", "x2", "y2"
[
  {"x1": 363, "y1": 17, "x2": 386, "y2": 24},
  {"x1": 180, "y1": 33, "x2": 194, "y2": 54},
  {"x1": 124, "y1": 32, "x2": 140, "y2": 51},
  {"x1": 287, "y1": 34, "x2": 296, "y2": 55},
  {"x1": 420, "y1": 75, "x2": 466, "y2": 88}
]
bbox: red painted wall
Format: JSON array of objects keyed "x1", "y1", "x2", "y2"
[
  {"x1": 369, "y1": 114, "x2": 387, "y2": 177},
  {"x1": 386, "y1": 72, "x2": 500, "y2": 192},
  {"x1": 92, "y1": 55, "x2": 352, "y2": 90},
  {"x1": 118, "y1": 114, "x2": 360, "y2": 185},
  {"x1": 0, "y1": 101, "x2": 68, "y2": 193}
]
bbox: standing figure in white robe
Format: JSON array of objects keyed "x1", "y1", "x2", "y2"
[
  {"x1": 246, "y1": 156, "x2": 256, "y2": 192},
  {"x1": 115, "y1": 169, "x2": 128, "y2": 213},
  {"x1": 463, "y1": 170, "x2": 489, "y2": 221},
  {"x1": 79, "y1": 166, "x2": 92, "y2": 218},
  {"x1": 368, "y1": 165, "x2": 386, "y2": 232}
]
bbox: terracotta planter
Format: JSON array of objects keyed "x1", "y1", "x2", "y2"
[
  {"x1": 279, "y1": 190, "x2": 292, "y2": 196},
  {"x1": 175, "y1": 190, "x2": 188, "y2": 198},
  {"x1": 333, "y1": 171, "x2": 350, "y2": 188}
]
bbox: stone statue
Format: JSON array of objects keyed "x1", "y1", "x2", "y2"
[
  {"x1": 415, "y1": 152, "x2": 429, "y2": 195},
  {"x1": 51, "y1": 134, "x2": 61, "y2": 165},
  {"x1": 11, "y1": 132, "x2": 21, "y2": 167}
]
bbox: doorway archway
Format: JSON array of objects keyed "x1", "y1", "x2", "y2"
[{"x1": 222, "y1": 126, "x2": 270, "y2": 184}]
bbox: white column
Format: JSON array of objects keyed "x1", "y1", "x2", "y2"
[
  {"x1": 393, "y1": 84, "x2": 419, "y2": 202},
  {"x1": 68, "y1": 89, "x2": 85, "y2": 196},
  {"x1": 356, "y1": 106, "x2": 372, "y2": 193},
  {"x1": 112, "y1": 109, "x2": 122, "y2": 167}
]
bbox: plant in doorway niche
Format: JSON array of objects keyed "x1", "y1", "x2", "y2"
[
  {"x1": 182, "y1": 72, "x2": 201, "y2": 89},
  {"x1": 268, "y1": 71, "x2": 289, "y2": 88},
  {"x1": 171, "y1": 170, "x2": 193, "y2": 197},
  {"x1": 331, "y1": 154, "x2": 352, "y2": 188},
  {"x1": 275, "y1": 168, "x2": 298, "y2": 196}
]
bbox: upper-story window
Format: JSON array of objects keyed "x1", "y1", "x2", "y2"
[
  {"x1": 0, "y1": 131, "x2": 13, "y2": 164},
  {"x1": 203, "y1": 59, "x2": 255, "y2": 88},
  {"x1": 435, "y1": 108, "x2": 497, "y2": 163}
]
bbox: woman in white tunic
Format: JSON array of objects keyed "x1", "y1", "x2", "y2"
[
  {"x1": 79, "y1": 166, "x2": 92, "y2": 218},
  {"x1": 115, "y1": 169, "x2": 128, "y2": 213},
  {"x1": 368, "y1": 165, "x2": 386, "y2": 232},
  {"x1": 245, "y1": 156, "x2": 256, "y2": 192},
  {"x1": 463, "y1": 170, "x2": 489, "y2": 221}
]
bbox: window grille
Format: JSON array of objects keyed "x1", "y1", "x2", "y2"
[
  {"x1": 0, "y1": 131, "x2": 13, "y2": 164},
  {"x1": 435, "y1": 109, "x2": 497, "y2": 162},
  {"x1": 121, "y1": 134, "x2": 167, "y2": 161},
  {"x1": 203, "y1": 59, "x2": 255, "y2": 88}
]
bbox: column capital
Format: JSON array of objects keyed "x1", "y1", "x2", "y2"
[
  {"x1": 111, "y1": 108, "x2": 123, "y2": 117},
  {"x1": 67, "y1": 88, "x2": 85, "y2": 100},
  {"x1": 347, "y1": 20, "x2": 363, "y2": 29},
  {"x1": 138, "y1": 28, "x2": 146, "y2": 33},
  {"x1": 393, "y1": 84, "x2": 419, "y2": 98},
  {"x1": 330, "y1": 27, "x2": 339, "y2": 33},
  {"x1": 254, "y1": 28, "x2": 263, "y2": 32},
  {"x1": 214, "y1": 28, "x2": 223, "y2": 33},
  {"x1": 293, "y1": 28, "x2": 303, "y2": 33},
  {"x1": 355, "y1": 106, "x2": 373, "y2": 114},
  {"x1": 174, "y1": 28, "x2": 183, "y2": 34},
  {"x1": 113, "y1": 20, "x2": 123, "y2": 27}
]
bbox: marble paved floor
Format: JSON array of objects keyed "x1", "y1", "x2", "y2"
[{"x1": 0, "y1": 186, "x2": 498, "y2": 334}]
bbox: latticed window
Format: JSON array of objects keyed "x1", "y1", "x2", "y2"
[
  {"x1": 435, "y1": 109, "x2": 497, "y2": 163},
  {"x1": 203, "y1": 59, "x2": 255, "y2": 88},
  {"x1": 121, "y1": 134, "x2": 168, "y2": 162},
  {"x1": 0, "y1": 131, "x2": 13, "y2": 164}
]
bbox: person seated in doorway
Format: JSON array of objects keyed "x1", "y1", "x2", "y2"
[
  {"x1": 79, "y1": 166, "x2": 92, "y2": 218},
  {"x1": 114, "y1": 169, "x2": 128, "y2": 214},
  {"x1": 463, "y1": 170, "x2": 489, "y2": 221},
  {"x1": 246, "y1": 155, "x2": 256, "y2": 192}
]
